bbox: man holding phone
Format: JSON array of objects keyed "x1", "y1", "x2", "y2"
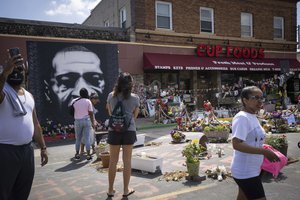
[{"x1": 0, "y1": 48, "x2": 48, "y2": 200}]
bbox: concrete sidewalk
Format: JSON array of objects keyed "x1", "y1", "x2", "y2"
[
  {"x1": 135, "y1": 117, "x2": 176, "y2": 130},
  {"x1": 29, "y1": 124, "x2": 300, "y2": 200}
]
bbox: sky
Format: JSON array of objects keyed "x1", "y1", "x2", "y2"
[
  {"x1": 0, "y1": 0, "x2": 102, "y2": 24},
  {"x1": 0, "y1": 0, "x2": 299, "y2": 25}
]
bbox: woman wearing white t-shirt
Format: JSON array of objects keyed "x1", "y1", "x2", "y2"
[{"x1": 231, "y1": 86, "x2": 280, "y2": 200}]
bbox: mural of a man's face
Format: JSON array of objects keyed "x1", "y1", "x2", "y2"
[{"x1": 51, "y1": 50, "x2": 105, "y2": 105}]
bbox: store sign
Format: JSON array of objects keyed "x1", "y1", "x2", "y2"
[
  {"x1": 144, "y1": 53, "x2": 300, "y2": 72},
  {"x1": 196, "y1": 44, "x2": 264, "y2": 59}
]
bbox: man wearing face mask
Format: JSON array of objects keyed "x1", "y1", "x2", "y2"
[{"x1": 0, "y1": 49, "x2": 48, "y2": 200}]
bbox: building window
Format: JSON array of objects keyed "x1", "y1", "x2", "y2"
[
  {"x1": 120, "y1": 7, "x2": 126, "y2": 28},
  {"x1": 104, "y1": 19, "x2": 109, "y2": 27},
  {"x1": 274, "y1": 17, "x2": 284, "y2": 39},
  {"x1": 200, "y1": 7, "x2": 214, "y2": 33},
  {"x1": 241, "y1": 12, "x2": 253, "y2": 37},
  {"x1": 156, "y1": 1, "x2": 172, "y2": 30}
]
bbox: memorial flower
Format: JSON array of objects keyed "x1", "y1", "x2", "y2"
[
  {"x1": 182, "y1": 139, "x2": 206, "y2": 164},
  {"x1": 265, "y1": 134, "x2": 288, "y2": 150},
  {"x1": 170, "y1": 130, "x2": 185, "y2": 142}
]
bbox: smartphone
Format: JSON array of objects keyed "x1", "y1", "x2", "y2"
[
  {"x1": 8, "y1": 47, "x2": 20, "y2": 57},
  {"x1": 8, "y1": 47, "x2": 24, "y2": 71}
]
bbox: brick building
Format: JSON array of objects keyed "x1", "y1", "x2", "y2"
[
  {"x1": 0, "y1": 0, "x2": 299, "y2": 125},
  {"x1": 84, "y1": 0, "x2": 300, "y2": 106}
]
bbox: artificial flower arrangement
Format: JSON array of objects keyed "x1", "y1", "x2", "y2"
[
  {"x1": 170, "y1": 130, "x2": 186, "y2": 143},
  {"x1": 182, "y1": 139, "x2": 206, "y2": 164},
  {"x1": 205, "y1": 165, "x2": 230, "y2": 181}
]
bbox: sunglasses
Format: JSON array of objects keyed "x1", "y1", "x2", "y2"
[{"x1": 249, "y1": 95, "x2": 265, "y2": 102}]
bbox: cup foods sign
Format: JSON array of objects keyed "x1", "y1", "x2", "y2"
[{"x1": 196, "y1": 44, "x2": 264, "y2": 59}]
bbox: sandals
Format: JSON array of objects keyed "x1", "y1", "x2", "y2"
[
  {"x1": 106, "y1": 189, "x2": 135, "y2": 198},
  {"x1": 107, "y1": 193, "x2": 114, "y2": 198},
  {"x1": 122, "y1": 189, "x2": 135, "y2": 198},
  {"x1": 107, "y1": 190, "x2": 115, "y2": 198}
]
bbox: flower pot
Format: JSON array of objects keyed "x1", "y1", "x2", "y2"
[
  {"x1": 95, "y1": 145, "x2": 109, "y2": 159},
  {"x1": 99, "y1": 152, "x2": 110, "y2": 168},
  {"x1": 204, "y1": 131, "x2": 229, "y2": 140},
  {"x1": 131, "y1": 154, "x2": 163, "y2": 173},
  {"x1": 172, "y1": 137, "x2": 184, "y2": 143},
  {"x1": 186, "y1": 162, "x2": 200, "y2": 177}
]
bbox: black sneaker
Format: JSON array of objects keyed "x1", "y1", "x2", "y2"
[
  {"x1": 86, "y1": 155, "x2": 92, "y2": 161},
  {"x1": 74, "y1": 154, "x2": 80, "y2": 160}
]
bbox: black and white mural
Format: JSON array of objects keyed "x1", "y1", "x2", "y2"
[{"x1": 27, "y1": 41, "x2": 119, "y2": 126}]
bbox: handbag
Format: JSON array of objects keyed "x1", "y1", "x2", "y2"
[
  {"x1": 261, "y1": 144, "x2": 288, "y2": 178},
  {"x1": 68, "y1": 98, "x2": 81, "y2": 117}
]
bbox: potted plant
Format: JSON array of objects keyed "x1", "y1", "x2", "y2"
[
  {"x1": 264, "y1": 134, "x2": 288, "y2": 156},
  {"x1": 170, "y1": 130, "x2": 186, "y2": 143},
  {"x1": 95, "y1": 142, "x2": 109, "y2": 159},
  {"x1": 203, "y1": 124, "x2": 230, "y2": 141},
  {"x1": 182, "y1": 139, "x2": 206, "y2": 177},
  {"x1": 99, "y1": 151, "x2": 110, "y2": 168}
]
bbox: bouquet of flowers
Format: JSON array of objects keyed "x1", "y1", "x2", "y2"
[
  {"x1": 170, "y1": 130, "x2": 186, "y2": 143},
  {"x1": 182, "y1": 139, "x2": 206, "y2": 164}
]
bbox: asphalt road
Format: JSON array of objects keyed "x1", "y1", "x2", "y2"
[{"x1": 29, "y1": 127, "x2": 300, "y2": 200}]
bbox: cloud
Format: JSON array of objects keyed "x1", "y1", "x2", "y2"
[{"x1": 45, "y1": 0, "x2": 101, "y2": 17}]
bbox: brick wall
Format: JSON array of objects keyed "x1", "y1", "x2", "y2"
[{"x1": 134, "y1": 0, "x2": 297, "y2": 51}]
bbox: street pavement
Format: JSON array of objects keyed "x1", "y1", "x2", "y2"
[{"x1": 29, "y1": 122, "x2": 300, "y2": 200}]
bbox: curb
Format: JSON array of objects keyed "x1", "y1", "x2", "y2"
[{"x1": 137, "y1": 123, "x2": 176, "y2": 131}]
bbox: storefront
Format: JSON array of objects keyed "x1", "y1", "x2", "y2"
[{"x1": 142, "y1": 44, "x2": 300, "y2": 108}]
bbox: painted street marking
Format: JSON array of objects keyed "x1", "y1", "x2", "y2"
[{"x1": 140, "y1": 183, "x2": 217, "y2": 200}]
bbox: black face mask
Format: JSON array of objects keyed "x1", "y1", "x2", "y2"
[{"x1": 7, "y1": 70, "x2": 24, "y2": 86}]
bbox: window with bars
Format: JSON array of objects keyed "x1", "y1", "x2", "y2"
[
  {"x1": 200, "y1": 7, "x2": 214, "y2": 33},
  {"x1": 274, "y1": 17, "x2": 284, "y2": 39},
  {"x1": 156, "y1": 1, "x2": 172, "y2": 30},
  {"x1": 241, "y1": 12, "x2": 253, "y2": 37}
]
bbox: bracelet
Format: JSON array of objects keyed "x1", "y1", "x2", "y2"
[{"x1": 41, "y1": 146, "x2": 47, "y2": 151}]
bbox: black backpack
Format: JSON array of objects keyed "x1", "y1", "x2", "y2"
[
  {"x1": 109, "y1": 98, "x2": 131, "y2": 133},
  {"x1": 68, "y1": 98, "x2": 81, "y2": 117}
]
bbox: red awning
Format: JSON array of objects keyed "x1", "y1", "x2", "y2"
[{"x1": 144, "y1": 53, "x2": 300, "y2": 71}]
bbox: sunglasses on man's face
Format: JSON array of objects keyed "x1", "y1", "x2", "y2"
[{"x1": 249, "y1": 95, "x2": 265, "y2": 102}]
